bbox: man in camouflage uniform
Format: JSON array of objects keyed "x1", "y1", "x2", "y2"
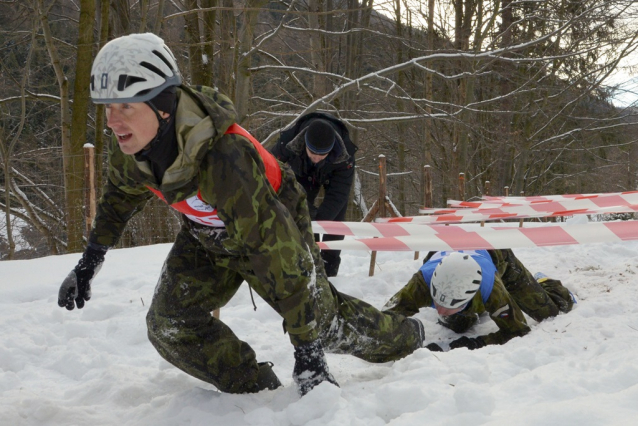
[
  {"x1": 383, "y1": 249, "x2": 575, "y2": 351},
  {"x1": 57, "y1": 33, "x2": 424, "y2": 396}
]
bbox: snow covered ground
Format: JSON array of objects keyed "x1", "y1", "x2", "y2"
[{"x1": 2, "y1": 235, "x2": 638, "y2": 425}]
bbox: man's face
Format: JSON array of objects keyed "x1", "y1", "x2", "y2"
[
  {"x1": 306, "y1": 146, "x2": 329, "y2": 164},
  {"x1": 105, "y1": 102, "x2": 168, "y2": 155}
]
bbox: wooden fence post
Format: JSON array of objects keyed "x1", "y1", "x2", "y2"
[
  {"x1": 415, "y1": 165, "x2": 433, "y2": 260},
  {"x1": 369, "y1": 155, "x2": 387, "y2": 276},
  {"x1": 519, "y1": 190, "x2": 525, "y2": 227},
  {"x1": 458, "y1": 172, "x2": 465, "y2": 201},
  {"x1": 83, "y1": 144, "x2": 96, "y2": 237},
  {"x1": 481, "y1": 180, "x2": 491, "y2": 228}
]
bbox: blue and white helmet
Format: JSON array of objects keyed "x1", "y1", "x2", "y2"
[
  {"x1": 90, "y1": 33, "x2": 181, "y2": 104},
  {"x1": 430, "y1": 252, "x2": 482, "y2": 309}
]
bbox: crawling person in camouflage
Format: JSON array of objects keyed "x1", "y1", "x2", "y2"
[
  {"x1": 56, "y1": 33, "x2": 425, "y2": 396},
  {"x1": 383, "y1": 249, "x2": 576, "y2": 351}
]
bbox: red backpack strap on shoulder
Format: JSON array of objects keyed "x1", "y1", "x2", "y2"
[{"x1": 225, "y1": 124, "x2": 282, "y2": 192}]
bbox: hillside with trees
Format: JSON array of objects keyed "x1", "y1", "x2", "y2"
[{"x1": 1, "y1": 0, "x2": 637, "y2": 259}]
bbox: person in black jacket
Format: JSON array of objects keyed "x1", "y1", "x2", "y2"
[{"x1": 270, "y1": 112, "x2": 357, "y2": 277}]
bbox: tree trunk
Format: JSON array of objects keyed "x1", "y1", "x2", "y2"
[
  {"x1": 394, "y1": 0, "x2": 406, "y2": 214},
  {"x1": 70, "y1": 0, "x2": 96, "y2": 245},
  {"x1": 38, "y1": 0, "x2": 79, "y2": 252},
  {"x1": 95, "y1": 0, "x2": 110, "y2": 193},
  {"x1": 185, "y1": 0, "x2": 211, "y2": 86},
  {"x1": 217, "y1": 0, "x2": 236, "y2": 97},
  {"x1": 308, "y1": 0, "x2": 327, "y2": 97},
  {"x1": 234, "y1": 0, "x2": 268, "y2": 121},
  {"x1": 110, "y1": 0, "x2": 130, "y2": 36}
]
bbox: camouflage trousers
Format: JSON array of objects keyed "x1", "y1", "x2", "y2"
[
  {"x1": 146, "y1": 223, "x2": 422, "y2": 394},
  {"x1": 441, "y1": 249, "x2": 575, "y2": 333}
]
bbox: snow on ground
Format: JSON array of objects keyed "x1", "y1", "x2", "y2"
[{"x1": 2, "y1": 237, "x2": 638, "y2": 425}]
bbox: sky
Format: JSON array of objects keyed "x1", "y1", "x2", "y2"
[{"x1": 2, "y1": 217, "x2": 638, "y2": 426}]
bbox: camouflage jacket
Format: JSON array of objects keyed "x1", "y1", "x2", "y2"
[{"x1": 89, "y1": 85, "x2": 319, "y2": 342}]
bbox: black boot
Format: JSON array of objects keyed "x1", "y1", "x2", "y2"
[{"x1": 254, "y1": 361, "x2": 282, "y2": 392}]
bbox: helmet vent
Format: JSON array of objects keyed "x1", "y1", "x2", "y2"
[
  {"x1": 153, "y1": 49, "x2": 175, "y2": 72},
  {"x1": 117, "y1": 74, "x2": 147, "y2": 91},
  {"x1": 140, "y1": 61, "x2": 167, "y2": 78}
]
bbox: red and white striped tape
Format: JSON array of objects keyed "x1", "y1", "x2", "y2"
[
  {"x1": 401, "y1": 195, "x2": 638, "y2": 224},
  {"x1": 313, "y1": 220, "x2": 638, "y2": 251},
  {"x1": 443, "y1": 200, "x2": 525, "y2": 209},
  {"x1": 482, "y1": 190, "x2": 638, "y2": 204},
  {"x1": 428, "y1": 192, "x2": 638, "y2": 214}
]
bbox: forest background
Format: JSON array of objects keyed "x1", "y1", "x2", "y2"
[{"x1": 1, "y1": 0, "x2": 637, "y2": 260}]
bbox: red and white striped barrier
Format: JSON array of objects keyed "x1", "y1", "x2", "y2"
[
  {"x1": 314, "y1": 220, "x2": 638, "y2": 251},
  {"x1": 482, "y1": 190, "x2": 638, "y2": 204},
  {"x1": 431, "y1": 192, "x2": 638, "y2": 213},
  {"x1": 443, "y1": 200, "x2": 525, "y2": 209},
  {"x1": 400, "y1": 195, "x2": 638, "y2": 224}
]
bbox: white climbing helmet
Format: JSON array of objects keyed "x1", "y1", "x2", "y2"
[
  {"x1": 90, "y1": 33, "x2": 181, "y2": 104},
  {"x1": 430, "y1": 252, "x2": 483, "y2": 309}
]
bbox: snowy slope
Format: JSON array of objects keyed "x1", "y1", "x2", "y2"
[{"x1": 2, "y1": 239, "x2": 638, "y2": 426}]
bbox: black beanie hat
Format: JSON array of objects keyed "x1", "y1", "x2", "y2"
[
  {"x1": 305, "y1": 119, "x2": 336, "y2": 155},
  {"x1": 147, "y1": 85, "x2": 177, "y2": 115}
]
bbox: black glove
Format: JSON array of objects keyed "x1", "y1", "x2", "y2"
[
  {"x1": 449, "y1": 336, "x2": 486, "y2": 350},
  {"x1": 58, "y1": 245, "x2": 106, "y2": 310},
  {"x1": 293, "y1": 340, "x2": 339, "y2": 396},
  {"x1": 425, "y1": 342, "x2": 444, "y2": 352}
]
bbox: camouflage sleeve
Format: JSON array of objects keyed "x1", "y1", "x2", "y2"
[
  {"x1": 479, "y1": 275, "x2": 531, "y2": 346},
  {"x1": 382, "y1": 271, "x2": 433, "y2": 317},
  {"x1": 88, "y1": 178, "x2": 153, "y2": 248},
  {"x1": 203, "y1": 132, "x2": 318, "y2": 345},
  {"x1": 88, "y1": 134, "x2": 155, "y2": 248}
]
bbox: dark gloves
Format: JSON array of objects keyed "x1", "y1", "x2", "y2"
[
  {"x1": 425, "y1": 342, "x2": 444, "y2": 352},
  {"x1": 293, "y1": 340, "x2": 339, "y2": 396},
  {"x1": 449, "y1": 336, "x2": 486, "y2": 350},
  {"x1": 58, "y1": 245, "x2": 107, "y2": 310}
]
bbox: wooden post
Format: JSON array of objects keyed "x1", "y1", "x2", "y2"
[
  {"x1": 213, "y1": 309, "x2": 220, "y2": 319},
  {"x1": 480, "y1": 180, "x2": 490, "y2": 228},
  {"x1": 458, "y1": 172, "x2": 465, "y2": 201},
  {"x1": 83, "y1": 144, "x2": 96, "y2": 237},
  {"x1": 504, "y1": 186, "x2": 510, "y2": 196},
  {"x1": 424, "y1": 165, "x2": 433, "y2": 208},
  {"x1": 519, "y1": 190, "x2": 525, "y2": 227},
  {"x1": 369, "y1": 155, "x2": 387, "y2": 276},
  {"x1": 415, "y1": 165, "x2": 433, "y2": 260}
]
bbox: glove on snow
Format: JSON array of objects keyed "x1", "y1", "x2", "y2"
[
  {"x1": 449, "y1": 335, "x2": 486, "y2": 350},
  {"x1": 425, "y1": 342, "x2": 444, "y2": 352},
  {"x1": 58, "y1": 245, "x2": 106, "y2": 310},
  {"x1": 293, "y1": 340, "x2": 339, "y2": 396}
]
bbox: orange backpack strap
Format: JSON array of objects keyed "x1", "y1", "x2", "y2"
[{"x1": 225, "y1": 123, "x2": 282, "y2": 192}]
